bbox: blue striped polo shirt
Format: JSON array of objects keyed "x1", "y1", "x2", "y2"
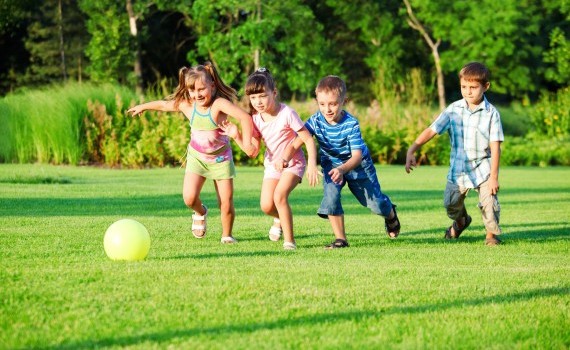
[{"x1": 305, "y1": 110, "x2": 372, "y2": 179}]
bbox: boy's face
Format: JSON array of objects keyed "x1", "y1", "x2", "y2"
[
  {"x1": 316, "y1": 90, "x2": 344, "y2": 125},
  {"x1": 460, "y1": 78, "x2": 489, "y2": 108}
]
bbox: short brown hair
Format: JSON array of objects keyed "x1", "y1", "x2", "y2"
[
  {"x1": 315, "y1": 75, "x2": 347, "y2": 101},
  {"x1": 459, "y1": 62, "x2": 490, "y2": 85}
]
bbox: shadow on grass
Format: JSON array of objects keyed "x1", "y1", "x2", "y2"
[
  {"x1": 41, "y1": 286, "x2": 569, "y2": 350},
  {"x1": 160, "y1": 250, "x2": 282, "y2": 260},
  {"x1": 339, "y1": 221, "x2": 570, "y2": 247}
]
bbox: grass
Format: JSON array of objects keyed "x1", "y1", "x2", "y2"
[{"x1": 0, "y1": 164, "x2": 568, "y2": 349}]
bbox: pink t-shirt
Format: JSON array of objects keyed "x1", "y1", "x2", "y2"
[{"x1": 252, "y1": 104, "x2": 306, "y2": 177}]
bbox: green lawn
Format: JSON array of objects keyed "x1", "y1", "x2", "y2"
[{"x1": 0, "y1": 164, "x2": 568, "y2": 349}]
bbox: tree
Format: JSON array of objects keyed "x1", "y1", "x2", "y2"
[
  {"x1": 79, "y1": 0, "x2": 134, "y2": 85},
  {"x1": 0, "y1": 0, "x2": 33, "y2": 93},
  {"x1": 20, "y1": 0, "x2": 88, "y2": 86},
  {"x1": 402, "y1": 0, "x2": 445, "y2": 109},
  {"x1": 184, "y1": 0, "x2": 338, "y2": 98}
]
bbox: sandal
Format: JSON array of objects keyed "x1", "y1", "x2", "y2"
[
  {"x1": 384, "y1": 205, "x2": 401, "y2": 239},
  {"x1": 269, "y1": 218, "x2": 282, "y2": 241},
  {"x1": 485, "y1": 236, "x2": 502, "y2": 246},
  {"x1": 283, "y1": 242, "x2": 296, "y2": 250},
  {"x1": 220, "y1": 236, "x2": 238, "y2": 244},
  {"x1": 324, "y1": 239, "x2": 349, "y2": 249},
  {"x1": 445, "y1": 215, "x2": 472, "y2": 239},
  {"x1": 192, "y1": 204, "x2": 208, "y2": 238}
]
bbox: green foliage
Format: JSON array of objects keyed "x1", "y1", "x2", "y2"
[
  {"x1": 18, "y1": 0, "x2": 88, "y2": 86},
  {"x1": 186, "y1": 0, "x2": 338, "y2": 98},
  {"x1": 528, "y1": 86, "x2": 570, "y2": 138},
  {"x1": 501, "y1": 136, "x2": 570, "y2": 167},
  {"x1": 83, "y1": 98, "x2": 189, "y2": 167},
  {"x1": 79, "y1": 0, "x2": 134, "y2": 85},
  {"x1": 0, "y1": 82, "x2": 138, "y2": 165},
  {"x1": 544, "y1": 27, "x2": 570, "y2": 85}
]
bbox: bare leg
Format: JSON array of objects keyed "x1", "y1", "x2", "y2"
[
  {"x1": 273, "y1": 173, "x2": 301, "y2": 244},
  {"x1": 328, "y1": 215, "x2": 346, "y2": 241},
  {"x1": 214, "y1": 179, "x2": 235, "y2": 238}
]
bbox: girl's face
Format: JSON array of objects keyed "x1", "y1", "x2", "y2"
[
  {"x1": 248, "y1": 87, "x2": 277, "y2": 115},
  {"x1": 316, "y1": 90, "x2": 344, "y2": 125},
  {"x1": 192, "y1": 78, "x2": 215, "y2": 107},
  {"x1": 460, "y1": 78, "x2": 489, "y2": 109}
]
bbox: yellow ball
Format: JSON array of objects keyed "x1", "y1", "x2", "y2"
[{"x1": 104, "y1": 219, "x2": 150, "y2": 261}]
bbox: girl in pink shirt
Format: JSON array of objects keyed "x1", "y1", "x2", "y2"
[{"x1": 221, "y1": 68, "x2": 319, "y2": 250}]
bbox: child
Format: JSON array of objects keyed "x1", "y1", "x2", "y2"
[
  {"x1": 405, "y1": 61, "x2": 504, "y2": 246},
  {"x1": 288, "y1": 75, "x2": 400, "y2": 249},
  {"x1": 127, "y1": 62, "x2": 255, "y2": 244},
  {"x1": 220, "y1": 68, "x2": 319, "y2": 250}
]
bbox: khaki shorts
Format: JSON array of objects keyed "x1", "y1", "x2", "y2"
[{"x1": 443, "y1": 179, "x2": 501, "y2": 234}]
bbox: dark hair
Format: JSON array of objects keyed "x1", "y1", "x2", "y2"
[
  {"x1": 459, "y1": 62, "x2": 490, "y2": 85},
  {"x1": 244, "y1": 67, "x2": 277, "y2": 114},
  {"x1": 170, "y1": 61, "x2": 237, "y2": 108},
  {"x1": 315, "y1": 75, "x2": 347, "y2": 101}
]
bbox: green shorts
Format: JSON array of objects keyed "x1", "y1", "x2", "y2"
[{"x1": 185, "y1": 149, "x2": 236, "y2": 180}]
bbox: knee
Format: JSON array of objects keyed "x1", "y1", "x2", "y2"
[
  {"x1": 273, "y1": 191, "x2": 288, "y2": 208},
  {"x1": 183, "y1": 194, "x2": 198, "y2": 208},
  {"x1": 259, "y1": 199, "x2": 274, "y2": 215}
]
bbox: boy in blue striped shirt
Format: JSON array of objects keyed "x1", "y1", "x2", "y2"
[
  {"x1": 285, "y1": 75, "x2": 400, "y2": 249},
  {"x1": 405, "y1": 62, "x2": 504, "y2": 246}
]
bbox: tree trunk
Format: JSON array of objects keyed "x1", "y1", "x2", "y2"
[
  {"x1": 253, "y1": 0, "x2": 261, "y2": 70},
  {"x1": 57, "y1": 0, "x2": 67, "y2": 81},
  {"x1": 126, "y1": 0, "x2": 142, "y2": 94},
  {"x1": 403, "y1": 0, "x2": 446, "y2": 110}
]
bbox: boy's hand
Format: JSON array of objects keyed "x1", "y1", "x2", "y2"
[
  {"x1": 488, "y1": 177, "x2": 500, "y2": 195},
  {"x1": 218, "y1": 120, "x2": 239, "y2": 139},
  {"x1": 329, "y1": 167, "x2": 344, "y2": 185},
  {"x1": 405, "y1": 151, "x2": 417, "y2": 173}
]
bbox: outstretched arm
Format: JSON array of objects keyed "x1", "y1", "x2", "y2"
[
  {"x1": 405, "y1": 128, "x2": 437, "y2": 173},
  {"x1": 127, "y1": 100, "x2": 178, "y2": 116}
]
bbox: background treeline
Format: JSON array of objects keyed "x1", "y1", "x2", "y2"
[{"x1": 0, "y1": 0, "x2": 569, "y2": 167}]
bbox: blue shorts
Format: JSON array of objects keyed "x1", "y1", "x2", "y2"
[{"x1": 317, "y1": 162, "x2": 393, "y2": 218}]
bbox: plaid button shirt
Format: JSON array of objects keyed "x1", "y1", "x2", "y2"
[{"x1": 430, "y1": 96, "x2": 504, "y2": 188}]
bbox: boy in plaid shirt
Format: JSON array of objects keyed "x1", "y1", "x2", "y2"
[{"x1": 405, "y1": 62, "x2": 504, "y2": 246}]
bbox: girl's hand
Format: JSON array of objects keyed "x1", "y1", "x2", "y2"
[
  {"x1": 127, "y1": 106, "x2": 145, "y2": 117},
  {"x1": 218, "y1": 120, "x2": 239, "y2": 139},
  {"x1": 275, "y1": 159, "x2": 289, "y2": 172},
  {"x1": 306, "y1": 164, "x2": 321, "y2": 187}
]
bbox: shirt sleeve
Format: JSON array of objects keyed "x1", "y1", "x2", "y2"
[
  {"x1": 305, "y1": 117, "x2": 316, "y2": 135},
  {"x1": 347, "y1": 122, "x2": 366, "y2": 152},
  {"x1": 287, "y1": 109, "x2": 305, "y2": 132},
  {"x1": 430, "y1": 108, "x2": 451, "y2": 135},
  {"x1": 489, "y1": 109, "x2": 504, "y2": 142}
]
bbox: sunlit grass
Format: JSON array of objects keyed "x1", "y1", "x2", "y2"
[{"x1": 0, "y1": 165, "x2": 569, "y2": 349}]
